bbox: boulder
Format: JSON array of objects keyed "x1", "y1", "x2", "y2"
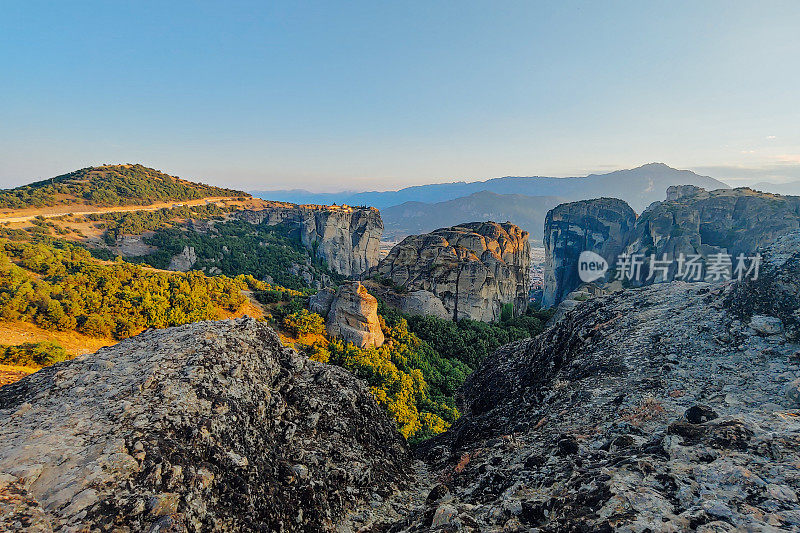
[
  {"x1": 727, "y1": 230, "x2": 800, "y2": 340},
  {"x1": 0, "y1": 318, "x2": 408, "y2": 531},
  {"x1": 749, "y1": 315, "x2": 784, "y2": 336},
  {"x1": 324, "y1": 282, "x2": 385, "y2": 348},
  {"x1": 309, "y1": 287, "x2": 335, "y2": 317},
  {"x1": 398, "y1": 290, "x2": 450, "y2": 320}
]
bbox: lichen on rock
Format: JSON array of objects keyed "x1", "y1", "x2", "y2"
[{"x1": 0, "y1": 318, "x2": 409, "y2": 532}]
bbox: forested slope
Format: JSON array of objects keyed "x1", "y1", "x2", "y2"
[{"x1": 0, "y1": 164, "x2": 245, "y2": 209}]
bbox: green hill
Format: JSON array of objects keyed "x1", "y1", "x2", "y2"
[{"x1": 0, "y1": 164, "x2": 247, "y2": 209}]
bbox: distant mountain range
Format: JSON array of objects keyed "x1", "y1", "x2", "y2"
[
  {"x1": 254, "y1": 163, "x2": 729, "y2": 243},
  {"x1": 753, "y1": 180, "x2": 800, "y2": 196},
  {"x1": 381, "y1": 191, "x2": 564, "y2": 242}
]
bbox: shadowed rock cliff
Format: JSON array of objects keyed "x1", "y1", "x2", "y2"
[
  {"x1": 624, "y1": 187, "x2": 800, "y2": 280},
  {"x1": 236, "y1": 203, "x2": 383, "y2": 277},
  {"x1": 543, "y1": 187, "x2": 800, "y2": 306},
  {"x1": 542, "y1": 198, "x2": 636, "y2": 307},
  {"x1": 0, "y1": 318, "x2": 409, "y2": 532}
]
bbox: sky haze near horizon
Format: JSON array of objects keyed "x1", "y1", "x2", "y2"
[{"x1": 1, "y1": 1, "x2": 799, "y2": 191}]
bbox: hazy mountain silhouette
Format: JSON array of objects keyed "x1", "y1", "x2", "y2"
[
  {"x1": 381, "y1": 191, "x2": 565, "y2": 242},
  {"x1": 254, "y1": 163, "x2": 728, "y2": 214},
  {"x1": 753, "y1": 181, "x2": 800, "y2": 196}
]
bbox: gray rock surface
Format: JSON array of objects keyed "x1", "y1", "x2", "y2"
[
  {"x1": 665, "y1": 184, "x2": 706, "y2": 201},
  {"x1": 369, "y1": 222, "x2": 530, "y2": 322},
  {"x1": 397, "y1": 290, "x2": 451, "y2": 320},
  {"x1": 543, "y1": 187, "x2": 800, "y2": 306},
  {"x1": 542, "y1": 198, "x2": 636, "y2": 307},
  {"x1": 166, "y1": 245, "x2": 198, "y2": 272},
  {"x1": 623, "y1": 187, "x2": 800, "y2": 281},
  {"x1": 749, "y1": 315, "x2": 784, "y2": 336},
  {"x1": 0, "y1": 318, "x2": 408, "y2": 532},
  {"x1": 361, "y1": 283, "x2": 452, "y2": 321},
  {"x1": 236, "y1": 203, "x2": 383, "y2": 277},
  {"x1": 384, "y1": 233, "x2": 800, "y2": 531},
  {"x1": 309, "y1": 287, "x2": 335, "y2": 317}
]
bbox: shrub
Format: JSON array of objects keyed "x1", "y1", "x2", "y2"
[
  {"x1": 0, "y1": 341, "x2": 69, "y2": 368},
  {"x1": 282, "y1": 309, "x2": 326, "y2": 336}
]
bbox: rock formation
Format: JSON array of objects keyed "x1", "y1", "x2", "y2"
[
  {"x1": 396, "y1": 233, "x2": 800, "y2": 531},
  {"x1": 542, "y1": 198, "x2": 636, "y2": 307},
  {"x1": 624, "y1": 187, "x2": 800, "y2": 280},
  {"x1": 309, "y1": 281, "x2": 384, "y2": 348},
  {"x1": 236, "y1": 203, "x2": 383, "y2": 277},
  {"x1": 368, "y1": 222, "x2": 530, "y2": 322},
  {"x1": 363, "y1": 283, "x2": 451, "y2": 320},
  {"x1": 166, "y1": 245, "x2": 197, "y2": 271},
  {"x1": 0, "y1": 318, "x2": 408, "y2": 531},
  {"x1": 543, "y1": 187, "x2": 800, "y2": 306},
  {"x1": 3, "y1": 235, "x2": 800, "y2": 531}
]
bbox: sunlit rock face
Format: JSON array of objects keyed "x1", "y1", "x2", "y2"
[
  {"x1": 369, "y1": 221, "x2": 530, "y2": 322},
  {"x1": 311, "y1": 281, "x2": 385, "y2": 348}
]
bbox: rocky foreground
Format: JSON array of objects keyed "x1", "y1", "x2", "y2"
[
  {"x1": 2, "y1": 235, "x2": 800, "y2": 532},
  {"x1": 0, "y1": 319, "x2": 409, "y2": 532},
  {"x1": 386, "y1": 231, "x2": 800, "y2": 531}
]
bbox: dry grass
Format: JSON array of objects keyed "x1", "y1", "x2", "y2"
[
  {"x1": 0, "y1": 320, "x2": 116, "y2": 356},
  {"x1": 619, "y1": 397, "x2": 666, "y2": 426},
  {"x1": 0, "y1": 196, "x2": 266, "y2": 222},
  {"x1": 0, "y1": 364, "x2": 34, "y2": 387}
]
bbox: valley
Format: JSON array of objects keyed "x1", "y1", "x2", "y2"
[
  {"x1": 4, "y1": 5, "x2": 797, "y2": 530},
  {"x1": 1, "y1": 163, "x2": 799, "y2": 531}
]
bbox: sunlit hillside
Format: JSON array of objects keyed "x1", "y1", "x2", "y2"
[{"x1": 0, "y1": 164, "x2": 246, "y2": 212}]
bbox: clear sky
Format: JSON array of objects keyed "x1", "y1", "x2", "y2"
[{"x1": 2, "y1": 1, "x2": 799, "y2": 191}]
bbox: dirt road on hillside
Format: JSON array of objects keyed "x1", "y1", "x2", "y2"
[{"x1": 0, "y1": 196, "x2": 236, "y2": 223}]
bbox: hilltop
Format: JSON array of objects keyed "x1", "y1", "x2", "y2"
[{"x1": 0, "y1": 164, "x2": 246, "y2": 212}]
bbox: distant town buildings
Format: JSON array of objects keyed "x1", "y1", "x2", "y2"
[{"x1": 529, "y1": 246, "x2": 545, "y2": 303}]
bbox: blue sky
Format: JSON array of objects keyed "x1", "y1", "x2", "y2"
[{"x1": 1, "y1": 1, "x2": 799, "y2": 190}]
